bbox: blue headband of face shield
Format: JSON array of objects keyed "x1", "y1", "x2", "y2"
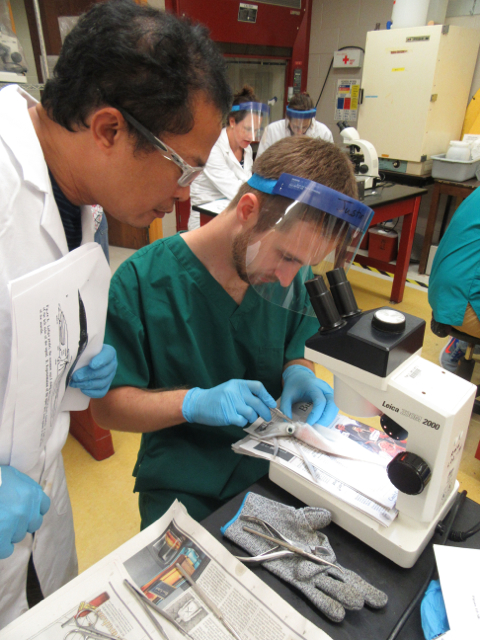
[
  {"x1": 230, "y1": 102, "x2": 270, "y2": 115},
  {"x1": 247, "y1": 173, "x2": 374, "y2": 230},
  {"x1": 286, "y1": 107, "x2": 317, "y2": 119}
]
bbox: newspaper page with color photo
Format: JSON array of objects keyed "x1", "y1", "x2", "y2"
[
  {"x1": 0, "y1": 501, "x2": 330, "y2": 640},
  {"x1": 233, "y1": 402, "x2": 406, "y2": 527}
]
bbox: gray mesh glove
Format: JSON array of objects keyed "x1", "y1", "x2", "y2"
[{"x1": 221, "y1": 492, "x2": 388, "y2": 623}]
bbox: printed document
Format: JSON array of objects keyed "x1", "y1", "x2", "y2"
[{"x1": 0, "y1": 501, "x2": 330, "y2": 640}]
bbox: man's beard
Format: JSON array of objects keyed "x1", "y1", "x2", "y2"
[{"x1": 231, "y1": 229, "x2": 252, "y2": 284}]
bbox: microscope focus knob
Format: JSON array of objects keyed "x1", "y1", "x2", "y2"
[
  {"x1": 372, "y1": 309, "x2": 406, "y2": 333},
  {"x1": 387, "y1": 452, "x2": 431, "y2": 495}
]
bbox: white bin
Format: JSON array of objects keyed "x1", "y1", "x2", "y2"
[{"x1": 431, "y1": 154, "x2": 480, "y2": 182}]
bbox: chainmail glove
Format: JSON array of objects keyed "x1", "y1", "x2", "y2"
[{"x1": 221, "y1": 492, "x2": 388, "y2": 623}]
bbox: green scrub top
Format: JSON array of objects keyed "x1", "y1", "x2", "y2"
[
  {"x1": 105, "y1": 234, "x2": 319, "y2": 524},
  {"x1": 429, "y1": 187, "x2": 480, "y2": 326}
]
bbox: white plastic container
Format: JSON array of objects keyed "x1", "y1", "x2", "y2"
[
  {"x1": 431, "y1": 154, "x2": 480, "y2": 182},
  {"x1": 445, "y1": 141, "x2": 471, "y2": 161},
  {"x1": 391, "y1": 0, "x2": 430, "y2": 29}
]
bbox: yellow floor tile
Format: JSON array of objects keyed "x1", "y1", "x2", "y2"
[{"x1": 63, "y1": 430, "x2": 141, "y2": 573}]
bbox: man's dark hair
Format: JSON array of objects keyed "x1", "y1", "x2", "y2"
[{"x1": 42, "y1": 0, "x2": 232, "y2": 150}]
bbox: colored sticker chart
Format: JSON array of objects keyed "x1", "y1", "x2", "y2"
[{"x1": 335, "y1": 78, "x2": 360, "y2": 122}]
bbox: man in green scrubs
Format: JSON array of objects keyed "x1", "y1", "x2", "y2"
[{"x1": 91, "y1": 136, "x2": 359, "y2": 526}]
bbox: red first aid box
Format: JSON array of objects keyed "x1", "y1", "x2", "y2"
[{"x1": 368, "y1": 227, "x2": 398, "y2": 263}]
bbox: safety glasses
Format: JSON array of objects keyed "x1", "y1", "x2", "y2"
[{"x1": 117, "y1": 107, "x2": 205, "y2": 187}]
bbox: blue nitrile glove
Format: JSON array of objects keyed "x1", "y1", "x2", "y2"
[
  {"x1": 280, "y1": 365, "x2": 338, "y2": 427},
  {"x1": 420, "y1": 580, "x2": 450, "y2": 640},
  {"x1": 69, "y1": 344, "x2": 118, "y2": 398},
  {"x1": 0, "y1": 466, "x2": 50, "y2": 559},
  {"x1": 182, "y1": 380, "x2": 277, "y2": 427}
]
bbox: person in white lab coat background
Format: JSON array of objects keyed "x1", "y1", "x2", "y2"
[
  {"x1": 188, "y1": 85, "x2": 269, "y2": 230},
  {"x1": 0, "y1": 0, "x2": 230, "y2": 627},
  {"x1": 256, "y1": 93, "x2": 333, "y2": 158}
]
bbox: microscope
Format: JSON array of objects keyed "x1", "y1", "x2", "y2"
[
  {"x1": 269, "y1": 269, "x2": 476, "y2": 567},
  {"x1": 0, "y1": 27, "x2": 27, "y2": 76},
  {"x1": 338, "y1": 122, "x2": 380, "y2": 190}
]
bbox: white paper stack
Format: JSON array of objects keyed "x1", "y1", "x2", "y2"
[{"x1": 0, "y1": 243, "x2": 110, "y2": 473}]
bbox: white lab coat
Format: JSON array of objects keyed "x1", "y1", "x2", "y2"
[
  {"x1": 0, "y1": 85, "x2": 95, "y2": 626},
  {"x1": 188, "y1": 127, "x2": 253, "y2": 230},
  {"x1": 256, "y1": 118, "x2": 334, "y2": 157}
]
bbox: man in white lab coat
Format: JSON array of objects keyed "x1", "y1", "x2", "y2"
[{"x1": 0, "y1": 0, "x2": 230, "y2": 627}]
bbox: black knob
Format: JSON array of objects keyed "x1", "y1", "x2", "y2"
[
  {"x1": 387, "y1": 452, "x2": 431, "y2": 495},
  {"x1": 358, "y1": 164, "x2": 369, "y2": 174},
  {"x1": 372, "y1": 309, "x2": 406, "y2": 333}
]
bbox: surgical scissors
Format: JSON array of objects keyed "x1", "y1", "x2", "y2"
[
  {"x1": 235, "y1": 515, "x2": 342, "y2": 572},
  {"x1": 61, "y1": 602, "x2": 125, "y2": 640}
]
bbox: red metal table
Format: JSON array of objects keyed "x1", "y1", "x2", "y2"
[{"x1": 356, "y1": 184, "x2": 427, "y2": 303}]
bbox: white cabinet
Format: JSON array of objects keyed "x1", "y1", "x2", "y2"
[{"x1": 357, "y1": 25, "x2": 480, "y2": 176}]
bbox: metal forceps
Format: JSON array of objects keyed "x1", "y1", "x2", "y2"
[
  {"x1": 262, "y1": 409, "x2": 318, "y2": 483},
  {"x1": 175, "y1": 563, "x2": 243, "y2": 640},
  {"x1": 235, "y1": 515, "x2": 342, "y2": 572},
  {"x1": 260, "y1": 408, "x2": 297, "y2": 459},
  {"x1": 123, "y1": 579, "x2": 194, "y2": 640}
]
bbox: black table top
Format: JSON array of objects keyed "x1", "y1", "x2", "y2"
[
  {"x1": 193, "y1": 184, "x2": 428, "y2": 218},
  {"x1": 201, "y1": 476, "x2": 480, "y2": 640},
  {"x1": 363, "y1": 183, "x2": 428, "y2": 209}
]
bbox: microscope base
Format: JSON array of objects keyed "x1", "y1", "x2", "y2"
[{"x1": 269, "y1": 462, "x2": 459, "y2": 568}]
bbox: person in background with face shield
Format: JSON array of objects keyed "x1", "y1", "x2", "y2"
[
  {"x1": 256, "y1": 93, "x2": 333, "y2": 158},
  {"x1": 0, "y1": 0, "x2": 231, "y2": 626},
  {"x1": 188, "y1": 85, "x2": 269, "y2": 230},
  {"x1": 91, "y1": 136, "x2": 372, "y2": 528}
]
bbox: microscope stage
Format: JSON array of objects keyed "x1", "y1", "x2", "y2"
[{"x1": 269, "y1": 462, "x2": 459, "y2": 568}]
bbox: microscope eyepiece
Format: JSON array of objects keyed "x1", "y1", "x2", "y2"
[
  {"x1": 305, "y1": 276, "x2": 346, "y2": 332},
  {"x1": 326, "y1": 268, "x2": 362, "y2": 318}
]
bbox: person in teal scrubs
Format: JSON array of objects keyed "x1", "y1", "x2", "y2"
[
  {"x1": 429, "y1": 187, "x2": 480, "y2": 371},
  {"x1": 91, "y1": 136, "x2": 362, "y2": 526},
  {"x1": 429, "y1": 187, "x2": 480, "y2": 333}
]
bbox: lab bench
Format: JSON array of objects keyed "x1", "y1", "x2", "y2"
[{"x1": 201, "y1": 475, "x2": 480, "y2": 640}]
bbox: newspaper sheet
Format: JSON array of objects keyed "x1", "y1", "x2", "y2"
[
  {"x1": 0, "y1": 501, "x2": 330, "y2": 640},
  {"x1": 0, "y1": 243, "x2": 110, "y2": 473},
  {"x1": 233, "y1": 403, "x2": 404, "y2": 527}
]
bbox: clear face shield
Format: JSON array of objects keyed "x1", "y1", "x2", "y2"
[
  {"x1": 285, "y1": 107, "x2": 317, "y2": 136},
  {"x1": 243, "y1": 173, "x2": 374, "y2": 316},
  {"x1": 230, "y1": 102, "x2": 270, "y2": 144}
]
